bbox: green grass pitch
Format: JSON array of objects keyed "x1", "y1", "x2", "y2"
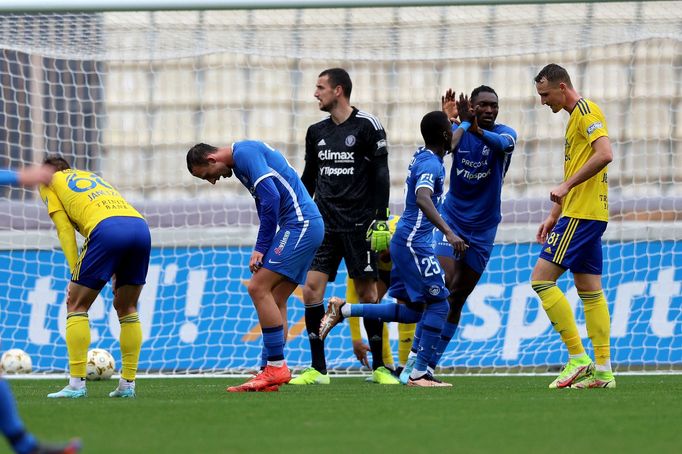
[{"x1": 8, "y1": 375, "x2": 682, "y2": 453}]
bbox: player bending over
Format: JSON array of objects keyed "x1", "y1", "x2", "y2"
[
  {"x1": 187, "y1": 141, "x2": 324, "y2": 392},
  {"x1": 319, "y1": 111, "x2": 467, "y2": 387},
  {"x1": 43, "y1": 156, "x2": 150, "y2": 400},
  {"x1": 0, "y1": 164, "x2": 81, "y2": 453}
]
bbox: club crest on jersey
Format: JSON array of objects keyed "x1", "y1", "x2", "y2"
[
  {"x1": 273, "y1": 230, "x2": 291, "y2": 255},
  {"x1": 482, "y1": 145, "x2": 490, "y2": 156},
  {"x1": 345, "y1": 135, "x2": 356, "y2": 147},
  {"x1": 429, "y1": 285, "x2": 441, "y2": 296}
]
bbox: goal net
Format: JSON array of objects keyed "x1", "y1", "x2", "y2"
[{"x1": 0, "y1": 1, "x2": 680, "y2": 375}]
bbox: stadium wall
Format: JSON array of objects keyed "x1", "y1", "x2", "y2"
[{"x1": 1, "y1": 236, "x2": 679, "y2": 373}]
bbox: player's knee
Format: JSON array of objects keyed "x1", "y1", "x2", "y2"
[
  {"x1": 247, "y1": 280, "x2": 269, "y2": 302},
  {"x1": 421, "y1": 300, "x2": 448, "y2": 328},
  {"x1": 65, "y1": 293, "x2": 92, "y2": 313},
  {"x1": 112, "y1": 300, "x2": 137, "y2": 318},
  {"x1": 301, "y1": 284, "x2": 323, "y2": 305},
  {"x1": 354, "y1": 280, "x2": 378, "y2": 302},
  {"x1": 427, "y1": 300, "x2": 449, "y2": 318}
]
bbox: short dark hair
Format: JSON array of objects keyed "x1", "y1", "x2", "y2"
[
  {"x1": 420, "y1": 111, "x2": 451, "y2": 146},
  {"x1": 534, "y1": 63, "x2": 573, "y2": 87},
  {"x1": 319, "y1": 67, "x2": 352, "y2": 99},
  {"x1": 186, "y1": 143, "x2": 217, "y2": 172},
  {"x1": 43, "y1": 155, "x2": 71, "y2": 171},
  {"x1": 470, "y1": 85, "x2": 498, "y2": 103}
]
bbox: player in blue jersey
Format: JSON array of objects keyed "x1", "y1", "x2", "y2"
[
  {"x1": 420, "y1": 87, "x2": 517, "y2": 377},
  {"x1": 0, "y1": 165, "x2": 82, "y2": 454},
  {"x1": 187, "y1": 141, "x2": 324, "y2": 392},
  {"x1": 319, "y1": 111, "x2": 467, "y2": 387}
]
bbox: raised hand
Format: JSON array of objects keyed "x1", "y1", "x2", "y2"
[
  {"x1": 456, "y1": 93, "x2": 474, "y2": 124},
  {"x1": 441, "y1": 88, "x2": 459, "y2": 123}
]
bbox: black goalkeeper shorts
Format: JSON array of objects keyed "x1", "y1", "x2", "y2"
[{"x1": 310, "y1": 230, "x2": 377, "y2": 282}]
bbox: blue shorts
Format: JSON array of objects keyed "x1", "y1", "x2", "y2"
[
  {"x1": 262, "y1": 217, "x2": 324, "y2": 285},
  {"x1": 73, "y1": 216, "x2": 151, "y2": 290},
  {"x1": 434, "y1": 213, "x2": 497, "y2": 275},
  {"x1": 539, "y1": 216, "x2": 607, "y2": 274},
  {"x1": 388, "y1": 241, "x2": 449, "y2": 304}
]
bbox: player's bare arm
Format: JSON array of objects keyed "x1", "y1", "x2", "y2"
[
  {"x1": 536, "y1": 203, "x2": 562, "y2": 244},
  {"x1": 352, "y1": 340, "x2": 370, "y2": 368},
  {"x1": 300, "y1": 158, "x2": 317, "y2": 197},
  {"x1": 415, "y1": 187, "x2": 467, "y2": 253},
  {"x1": 18, "y1": 164, "x2": 55, "y2": 186},
  {"x1": 441, "y1": 88, "x2": 459, "y2": 123},
  {"x1": 549, "y1": 136, "x2": 613, "y2": 204}
]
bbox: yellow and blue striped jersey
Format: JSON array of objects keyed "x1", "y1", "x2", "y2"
[
  {"x1": 39, "y1": 169, "x2": 143, "y2": 237},
  {"x1": 562, "y1": 98, "x2": 609, "y2": 222}
]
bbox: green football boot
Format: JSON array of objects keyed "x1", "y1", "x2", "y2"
[{"x1": 288, "y1": 367, "x2": 330, "y2": 385}]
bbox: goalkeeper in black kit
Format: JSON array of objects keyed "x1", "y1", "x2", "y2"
[{"x1": 291, "y1": 67, "x2": 398, "y2": 385}]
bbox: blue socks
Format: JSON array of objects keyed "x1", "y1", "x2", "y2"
[
  {"x1": 0, "y1": 379, "x2": 37, "y2": 454},
  {"x1": 429, "y1": 321, "x2": 458, "y2": 369},
  {"x1": 262, "y1": 325, "x2": 285, "y2": 363},
  {"x1": 413, "y1": 300, "x2": 448, "y2": 373}
]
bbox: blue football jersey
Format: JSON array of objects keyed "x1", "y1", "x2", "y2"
[
  {"x1": 394, "y1": 148, "x2": 446, "y2": 246},
  {"x1": 232, "y1": 140, "x2": 321, "y2": 225},
  {"x1": 442, "y1": 124, "x2": 516, "y2": 230}
]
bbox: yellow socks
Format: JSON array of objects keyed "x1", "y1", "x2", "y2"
[
  {"x1": 398, "y1": 323, "x2": 416, "y2": 366},
  {"x1": 532, "y1": 281, "x2": 585, "y2": 356},
  {"x1": 119, "y1": 313, "x2": 142, "y2": 381},
  {"x1": 66, "y1": 312, "x2": 90, "y2": 378},
  {"x1": 579, "y1": 290, "x2": 611, "y2": 369},
  {"x1": 381, "y1": 323, "x2": 394, "y2": 368}
]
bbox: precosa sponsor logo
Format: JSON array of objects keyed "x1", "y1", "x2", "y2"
[
  {"x1": 461, "y1": 158, "x2": 485, "y2": 169},
  {"x1": 320, "y1": 166, "x2": 354, "y2": 176},
  {"x1": 274, "y1": 230, "x2": 291, "y2": 255},
  {"x1": 318, "y1": 149, "x2": 354, "y2": 163}
]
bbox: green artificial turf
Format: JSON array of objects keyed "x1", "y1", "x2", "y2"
[{"x1": 7, "y1": 375, "x2": 682, "y2": 453}]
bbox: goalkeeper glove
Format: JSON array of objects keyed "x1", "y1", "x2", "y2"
[{"x1": 366, "y1": 209, "x2": 392, "y2": 252}]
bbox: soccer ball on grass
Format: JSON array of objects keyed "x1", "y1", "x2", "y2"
[
  {"x1": 86, "y1": 349, "x2": 116, "y2": 380},
  {"x1": 0, "y1": 349, "x2": 33, "y2": 374}
]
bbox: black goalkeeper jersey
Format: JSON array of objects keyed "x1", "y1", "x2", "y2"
[{"x1": 303, "y1": 108, "x2": 389, "y2": 233}]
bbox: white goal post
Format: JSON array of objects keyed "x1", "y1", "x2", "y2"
[{"x1": 0, "y1": 0, "x2": 680, "y2": 375}]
